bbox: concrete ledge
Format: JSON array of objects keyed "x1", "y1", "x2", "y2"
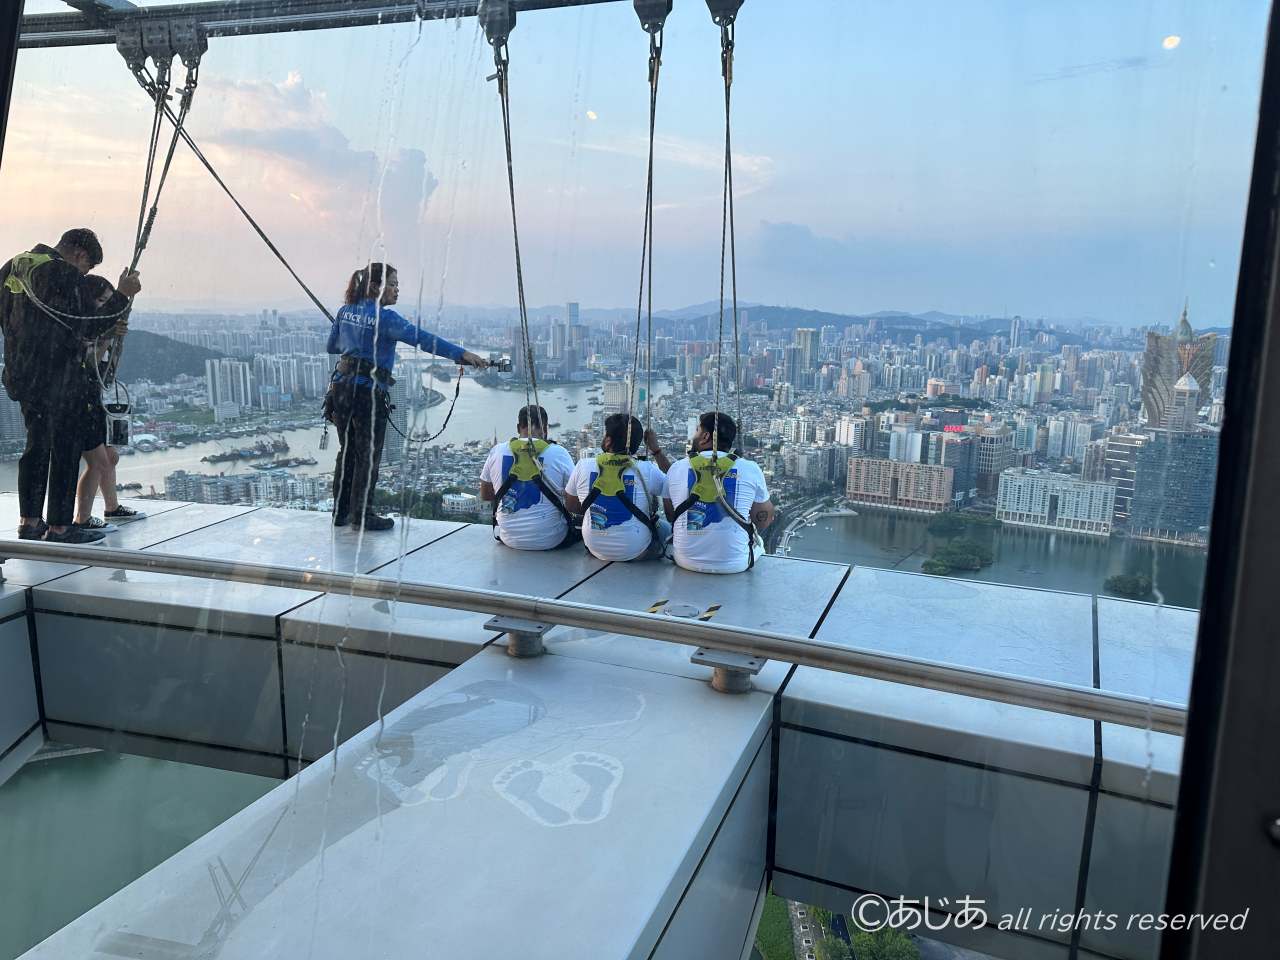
[{"x1": 23, "y1": 648, "x2": 775, "y2": 960}]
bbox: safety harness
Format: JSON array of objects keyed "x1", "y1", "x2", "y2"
[
  {"x1": 579, "y1": 453, "x2": 661, "y2": 547},
  {"x1": 491, "y1": 437, "x2": 573, "y2": 528},
  {"x1": 669, "y1": 452, "x2": 757, "y2": 570},
  {"x1": 3, "y1": 252, "x2": 94, "y2": 336}
]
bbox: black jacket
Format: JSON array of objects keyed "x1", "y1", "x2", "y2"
[{"x1": 0, "y1": 244, "x2": 128, "y2": 404}]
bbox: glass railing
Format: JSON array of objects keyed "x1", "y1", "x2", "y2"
[{"x1": 2, "y1": 0, "x2": 1269, "y2": 957}]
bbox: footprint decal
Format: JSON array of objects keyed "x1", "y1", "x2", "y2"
[
  {"x1": 353, "y1": 680, "x2": 548, "y2": 807},
  {"x1": 493, "y1": 752, "x2": 624, "y2": 827}
]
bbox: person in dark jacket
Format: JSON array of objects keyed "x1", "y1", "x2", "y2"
[
  {"x1": 0, "y1": 228, "x2": 140, "y2": 543},
  {"x1": 325, "y1": 262, "x2": 487, "y2": 531}
]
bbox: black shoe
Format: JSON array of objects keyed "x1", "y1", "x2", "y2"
[
  {"x1": 73, "y1": 517, "x2": 119, "y2": 534},
  {"x1": 44, "y1": 526, "x2": 106, "y2": 545},
  {"x1": 352, "y1": 513, "x2": 394, "y2": 531},
  {"x1": 333, "y1": 514, "x2": 349, "y2": 528},
  {"x1": 18, "y1": 519, "x2": 48, "y2": 540},
  {"x1": 104, "y1": 505, "x2": 146, "y2": 523}
]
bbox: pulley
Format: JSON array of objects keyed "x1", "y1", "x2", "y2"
[
  {"x1": 705, "y1": 0, "x2": 743, "y2": 27},
  {"x1": 140, "y1": 19, "x2": 175, "y2": 66},
  {"x1": 477, "y1": 0, "x2": 517, "y2": 49},
  {"x1": 634, "y1": 0, "x2": 673, "y2": 34},
  {"x1": 169, "y1": 19, "x2": 208, "y2": 70}
]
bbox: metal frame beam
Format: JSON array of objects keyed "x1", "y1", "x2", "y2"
[
  {"x1": 0, "y1": 1, "x2": 21, "y2": 168},
  {"x1": 1161, "y1": 1, "x2": 1280, "y2": 956},
  {"x1": 19, "y1": 0, "x2": 626, "y2": 49}
]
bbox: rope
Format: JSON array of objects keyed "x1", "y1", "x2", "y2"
[
  {"x1": 125, "y1": 68, "x2": 336, "y2": 326},
  {"x1": 627, "y1": 28, "x2": 663, "y2": 458},
  {"x1": 711, "y1": 21, "x2": 738, "y2": 461},
  {"x1": 130, "y1": 60, "x2": 200, "y2": 273},
  {"x1": 490, "y1": 44, "x2": 540, "y2": 421},
  {"x1": 723, "y1": 26, "x2": 743, "y2": 436},
  {"x1": 384, "y1": 365, "x2": 466, "y2": 445},
  {"x1": 102, "y1": 59, "x2": 203, "y2": 390},
  {"x1": 131, "y1": 58, "x2": 170, "y2": 272}
]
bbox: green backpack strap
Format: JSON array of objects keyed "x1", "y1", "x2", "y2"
[
  {"x1": 687, "y1": 453, "x2": 737, "y2": 503},
  {"x1": 3, "y1": 251, "x2": 53, "y2": 296},
  {"x1": 507, "y1": 437, "x2": 550, "y2": 482},
  {"x1": 591, "y1": 453, "x2": 635, "y2": 498}
]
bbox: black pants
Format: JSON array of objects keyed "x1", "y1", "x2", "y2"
[
  {"x1": 19, "y1": 400, "x2": 81, "y2": 526},
  {"x1": 329, "y1": 381, "x2": 388, "y2": 522}
]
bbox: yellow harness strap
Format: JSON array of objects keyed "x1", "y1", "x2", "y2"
[
  {"x1": 507, "y1": 437, "x2": 550, "y2": 482},
  {"x1": 687, "y1": 453, "x2": 737, "y2": 503},
  {"x1": 3, "y1": 251, "x2": 53, "y2": 297},
  {"x1": 591, "y1": 453, "x2": 635, "y2": 498}
]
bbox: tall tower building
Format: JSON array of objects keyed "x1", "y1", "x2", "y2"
[
  {"x1": 1009, "y1": 315, "x2": 1024, "y2": 350},
  {"x1": 1168, "y1": 373, "x2": 1201, "y2": 433},
  {"x1": 1142, "y1": 304, "x2": 1215, "y2": 429},
  {"x1": 794, "y1": 328, "x2": 819, "y2": 371}
]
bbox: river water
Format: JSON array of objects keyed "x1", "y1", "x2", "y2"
[
  {"x1": 785, "y1": 509, "x2": 1207, "y2": 609},
  {"x1": 0, "y1": 379, "x2": 671, "y2": 494}
]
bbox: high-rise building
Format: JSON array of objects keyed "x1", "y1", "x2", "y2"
[
  {"x1": 205, "y1": 358, "x2": 254, "y2": 409},
  {"x1": 782, "y1": 345, "x2": 803, "y2": 386},
  {"x1": 382, "y1": 376, "x2": 413, "y2": 465},
  {"x1": 1037, "y1": 363, "x2": 1056, "y2": 402},
  {"x1": 975, "y1": 425, "x2": 1015, "y2": 496},
  {"x1": 794, "y1": 328, "x2": 819, "y2": 371},
  {"x1": 1103, "y1": 432, "x2": 1147, "y2": 522},
  {"x1": 888, "y1": 427, "x2": 923, "y2": 463},
  {"x1": 1167, "y1": 373, "x2": 1201, "y2": 433},
  {"x1": 1009, "y1": 315, "x2": 1024, "y2": 350},
  {"x1": 996, "y1": 469, "x2": 1116, "y2": 536},
  {"x1": 1142, "y1": 305, "x2": 1215, "y2": 429},
  {"x1": 1082, "y1": 438, "x2": 1109, "y2": 482},
  {"x1": 845, "y1": 458, "x2": 954, "y2": 513},
  {"x1": 1047, "y1": 416, "x2": 1068, "y2": 460},
  {"x1": 1129, "y1": 431, "x2": 1220, "y2": 542},
  {"x1": 835, "y1": 415, "x2": 868, "y2": 451},
  {"x1": 943, "y1": 434, "x2": 978, "y2": 507},
  {"x1": 566, "y1": 301, "x2": 580, "y2": 326}
]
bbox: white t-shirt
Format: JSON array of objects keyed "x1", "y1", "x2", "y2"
[
  {"x1": 481, "y1": 439, "x2": 575, "y2": 551},
  {"x1": 666, "y1": 454, "x2": 769, "y2": 574},
  {"x1": 567, "y1": 455, "x2": 667, "y2": 561}
]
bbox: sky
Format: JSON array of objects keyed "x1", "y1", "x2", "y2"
[{"x1": 0, "y1": 0, "x2": 1271, "y2": 325}]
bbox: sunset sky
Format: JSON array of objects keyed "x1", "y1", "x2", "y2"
[{"x1": 1, "y1": 0, "x2": 1270, "y2": 325}]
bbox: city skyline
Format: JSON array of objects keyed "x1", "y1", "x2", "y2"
[{"x1": 1, "y1": 1, "x2": 1270, "y2": 325}]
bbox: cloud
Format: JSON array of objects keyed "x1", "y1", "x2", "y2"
[
  {"x1": 576, "y1": 133, "x2": 774, "y2": 208},
  {"x1": 205, "y1": 73, "x2": 438, "y2": 256},
  {"x1": 0, "y1": 71, "x2": 443, "y2": 305},
  {"x1": 742, "y1": 220, "x2": 1239, "y2": 325}
]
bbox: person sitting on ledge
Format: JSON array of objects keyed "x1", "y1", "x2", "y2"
[
  {"x1": 480, "y1": 404, "x2": 576, "y2": 550},
  {"x1": 564, "y1": 413, "x2": 671, "y2": 562},
  {"x1": 664, "y1": 411, "x2": 775, "y2": 575}
]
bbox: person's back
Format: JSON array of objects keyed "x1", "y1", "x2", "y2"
[
  {"x1": 480, "y1": 406, "x2": 574, "y2": 550},
  {"x1": 567, "y1": 454, "x2": 666, "y2": 562},
  {"x1": 0, "y1": 243, "x2": 121, "y2": 402},
  {"x1": 664, "y1": 412, "x2": 773, "y2": 575}
]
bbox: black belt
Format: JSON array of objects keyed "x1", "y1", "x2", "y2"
[{"x1": 333, "y1": 355, "x2": 395, "y2": 387}]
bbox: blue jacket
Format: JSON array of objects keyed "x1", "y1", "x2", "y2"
[{"x1": 327, "y1": 299, "x2": 466, "y2": 387}]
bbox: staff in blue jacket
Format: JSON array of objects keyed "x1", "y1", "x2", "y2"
[{"x1": 325, "y1": 262, "x2": 488, "y2": 531}]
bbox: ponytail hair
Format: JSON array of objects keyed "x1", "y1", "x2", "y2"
[{"x1": 345, "y1": 262, "x2": 397, "y2": 304}]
